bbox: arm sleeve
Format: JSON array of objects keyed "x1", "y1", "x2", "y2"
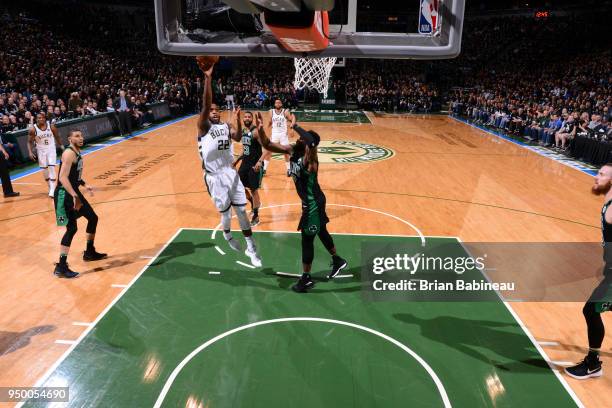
[{"x1": 293, "y1": 124, "x2": 314, "y2": 146}]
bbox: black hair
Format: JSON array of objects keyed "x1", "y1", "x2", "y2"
[
  {"x1": 67, "y1": 129, "x2": 82, "y2": 138},
  {"x1": 308, "y1": 130, "x2": 321, "y2": 147}
]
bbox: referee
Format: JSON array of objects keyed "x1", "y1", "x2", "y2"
[{"x1": 0, "y1": 142, "x2": 19, "y2": 198}]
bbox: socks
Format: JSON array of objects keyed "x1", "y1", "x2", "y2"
[
  {"x1": 263, "y1": 160, "x2": 269, "y2": 170},
  {"x1": 587, "y1": 348, "x2": 600, "y2": 361},
  {"x1": 86, "y1": 240, "x2": 94, "y2": 251},
  {"x1": 59, "y1": 254, "x2": 68, "y2": 266},
  {"x1": 245, "y1": 236, "x2": 255, "y2": 251},
  {"x1": 223, "y1": 230, "x2": 233, "y2": 241}
]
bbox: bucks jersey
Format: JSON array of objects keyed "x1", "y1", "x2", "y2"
[
  {"x1": 240, "y1": 126, "x2": 262, "y2": 169},
  {"x1": 198, "y1": 122, "x2": 233, "y2": 173},
  {"x1": 271, "y1": 108, "x2": 288, "y2": 138},
  {"x1": 34, "y1": 121, "x2": 55, "y2": 151}
]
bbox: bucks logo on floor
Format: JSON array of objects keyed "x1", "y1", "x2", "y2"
[{"x1": 273, "y1": 140, "x2": 394, "y2": 164}]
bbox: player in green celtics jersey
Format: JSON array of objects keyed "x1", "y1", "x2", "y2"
[
  {"x1": 234, "y1": 111, "x2": 265, "y2": 226},
  {"x1": 254, "y1": 112, "x2": 347, "y2": 293},
  {"x1": 565, "y1": 164, "x2": 612, "y2": 379},
  {"x1": 53, "y1": 130, "x2": 107, "y2": 278}
]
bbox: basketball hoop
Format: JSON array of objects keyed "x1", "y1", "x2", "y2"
[{"x1": 293, "y1": 57, "x2": 337, "y2": 98}]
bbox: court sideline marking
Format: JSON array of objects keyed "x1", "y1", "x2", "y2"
[
  {"x1": 14, "y1": 228, "x2": 185, "y2": 408},
  {"x1": 211, "y1": 202, "x2": 426, "y2": 247},
  {"x1": 152, "y1": 317, "x2": 451, "y2": 408},
  {"x1": 5, "y1": 114, "x2": 197, "y2": 184},
  {"x1": 450, "y1": 116, "x2": 597, "y2": 176},
  {"x1": 457, "y1": 238, "x2": 584, "y2": 408},
  {"x1": 19, "y1": 227, "x2": 583, "y2": 408}
]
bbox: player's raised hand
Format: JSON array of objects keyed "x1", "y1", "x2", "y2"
[
  {"x1": 256, "y1": 112, "x2": 264, "y2": 130},
  {"x1": 234, "y1": 106, "x2": 241, "y2": 117}
]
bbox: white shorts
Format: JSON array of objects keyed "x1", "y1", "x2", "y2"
[
  {"x1": 271, "y1": 132, "x2": 289, "y2": 145},
  {"x1": 204, "y1": 168, "x2": 247, "y2": 212},
  {"x1": 37, "y1": 148, "x2": 57, "y2": 168}
]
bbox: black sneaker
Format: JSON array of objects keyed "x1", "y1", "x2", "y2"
[
  {"x1": 54, "y1": 263, "x2": 79, "y2": 279},
  {"x1": 292, "y1": 274, "x2": 315, "y2": 293},
  {"x1": 565, "y1": 356, "x2": 603, "y2": 380},
  {"x1": 328, "y1": 256, "x2": 348, "y2": 279},
  {"x1": 83, "y1": 248, "x2": 108, "y2": 261},
  {"x1": 251, "y1": 214, "x2": 260, "y2": 227}
]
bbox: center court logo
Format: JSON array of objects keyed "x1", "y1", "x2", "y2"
[{"x1": 273, "y1": 140, "x2": 395, "y2": 164}]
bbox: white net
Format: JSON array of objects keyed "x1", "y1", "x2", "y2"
[{"x1": 293, "y1": 57, "x2": 337, "y2": 98}]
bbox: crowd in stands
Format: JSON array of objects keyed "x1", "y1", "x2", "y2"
[
  {"x1": 448, "y1": 13, "x2": 611, "y2": 160},
  {"x1": 0, "y1": 2, "x2": 199, "y2": 135},
  {"x1": 1, "y1": 0, "x2": 610, "y2": 167}
]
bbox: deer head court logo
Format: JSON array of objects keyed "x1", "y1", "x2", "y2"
[{"x1": 273, "y1": 141, "x2": 395, "y2": 164}]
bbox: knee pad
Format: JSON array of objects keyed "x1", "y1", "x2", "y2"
[{"x1": 234, "y1": 205, "x2": 250, "y2": 231}]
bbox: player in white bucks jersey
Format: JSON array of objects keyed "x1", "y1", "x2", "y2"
[
  {"x1": 196, "y1": 56, "x2": 261, "y2": 267},
  {"x1": 28, "y1": 112, "x2": 64, "y2": 197},
  {"x1": 262, "y1": 99, "x2": 294, "y2": 176}
]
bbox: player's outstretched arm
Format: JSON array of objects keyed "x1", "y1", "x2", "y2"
[
  {"x1": 229, "y1": 106, "x2": 242, "y2": 142},
  {"x1": 256, "y1": 112, "x2": 292, "y2": 155},
  {"x1": 286, "y1": 109, "x2": 295, "y2": 129},
  {"x1": 196, "y1": 59, "x2": 215, "y2": 135}
]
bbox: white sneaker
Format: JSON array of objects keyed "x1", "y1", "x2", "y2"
[
  {"x1": 226, "y1": 237, "x2": 242, "y2": 252},
  {"x1": 245, "y1": 247, "x2": 262, "y2": 267}
]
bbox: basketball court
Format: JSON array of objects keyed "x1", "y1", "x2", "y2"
[
  {"x1": 2, "y1": 112, "x2": 611, "y2": 407},
  {"x1": 1, "y1": 0, "x2": 610, "y2": 407}
]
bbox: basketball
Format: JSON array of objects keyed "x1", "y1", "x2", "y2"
[{"x1": 196, "y1": 55, "x2": 219, "y2": 73}]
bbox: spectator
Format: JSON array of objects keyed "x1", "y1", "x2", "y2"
[{"x1": 113, "y1": 89, "x2": 133, "y2": 136}]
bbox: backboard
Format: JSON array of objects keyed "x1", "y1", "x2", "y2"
[{"x1": 154, "y1": 0, "x2": 465, "y2": 59}]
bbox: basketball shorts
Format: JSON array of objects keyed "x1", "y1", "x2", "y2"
[
  {"x1": 54, "y1": 186, "x2": 91, "y2": 226},
  {"x1": 588, "y1": 275, "x2": 612, "y2": 313},
  {"x1": 238, "y1": 165, "x2": 264, "y2": 190},
  {"x1": 204, "y1": 168, "x2": 247, "y2": 212},
  {"x1": 271, "y1": 132, "x2": 289, "y2": 145},
  {"x1": 37, "y1": 148, "x2": 57, "y2": 168},
  {"x1": 298, "y1": 201, "x2": 329, "y2": 236}
]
